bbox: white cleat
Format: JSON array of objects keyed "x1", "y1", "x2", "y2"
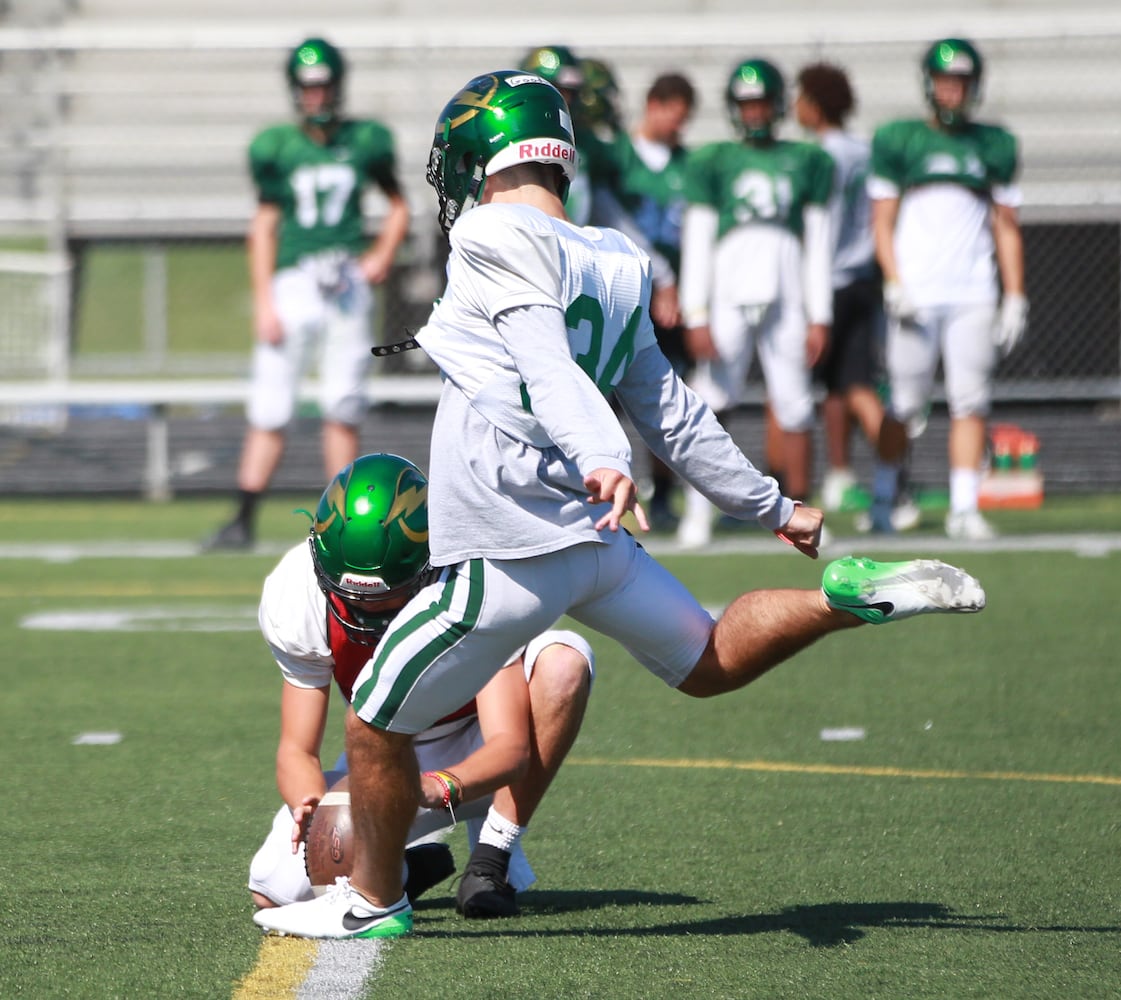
[
  {"x1": 945, "y1": 510, "x2": 997, "y2": 542},
  {"x1": 822, "y1": 556, "x2": 987, "y2": 625},
  {"x1": 253, "y1": 877, "x2": 412, "y2": 939}
]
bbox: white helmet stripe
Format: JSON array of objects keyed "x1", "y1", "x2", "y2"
[{"x1": 485, "y1": 136, "x2": 579, "y2": 183}]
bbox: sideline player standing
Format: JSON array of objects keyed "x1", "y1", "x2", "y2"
[
  {"x1": 204, "y1": 38, "x2": 410, "y2": 550},
  {"x1": 868, "y1": 38, "x2": 1027, "y2": 541},
  {"x1": 793, "y1": 61, "x2": 920, "y2": 533},
  {"x1": 248, "y1": 453, "x2": 594, "y2": 918},
  {"x1": 676, "y1": 58, "x2": 835, "y2": 547},
  {"x1": 254, "y1": 70, "x2": 986, "y2": 940},
  {"x1": 613, "y1": 71, "x2": 698, "y2": 528}
]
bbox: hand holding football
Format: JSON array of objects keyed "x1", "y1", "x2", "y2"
[{"x1": 304, "y1": 775, "x2": 354, "y2": 892}]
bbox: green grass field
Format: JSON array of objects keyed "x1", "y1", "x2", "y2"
[{"x1": 2, "y1": 497, "x2": 1120, "y2": 999}]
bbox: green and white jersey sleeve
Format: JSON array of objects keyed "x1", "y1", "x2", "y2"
[
  {"x1": 869, "y1": 118, "x2": 1020, "y2": 306},
  {"x1": 257, "y1": 542, "x2": 334, "y2": 690},
  {"x1": 681, "y1": 139, "x2": 834, "y2": 311},
  {"x1": 418, "y1": 203, "x2": 658, "y2": 453},
  {"x1": 248, "y1": 119, "x2": 400, "y2": 271},
  {"x1": 415, "y1": 203, "x2": 654, "y2": 563}
]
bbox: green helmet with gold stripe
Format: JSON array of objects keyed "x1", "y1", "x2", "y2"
[
  {"x1": 426, "y1": 70, "x2": 578, "y2": 233},
  {"x1": 309, "y1": 454, "x2": 430, "y2": 643}
]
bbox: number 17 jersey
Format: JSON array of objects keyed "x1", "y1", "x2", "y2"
[{"x1": 249, "y1": 119, "x2": 398, "y2": 270}]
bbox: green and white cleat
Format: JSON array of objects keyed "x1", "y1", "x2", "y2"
[
  {"x1": 253, "y1": 877, "x2": 413, "y2": 939},
  {"x1": 822, "y1": 556, "x2": 986, "y2": 625}
]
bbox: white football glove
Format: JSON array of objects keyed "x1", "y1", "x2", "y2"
[
  {"x1": 996, "y1": 293, "x2": 1029, "y2": 357},
  {"x1": 882, "y1": 280, "x2": 918, "y2": 323}
]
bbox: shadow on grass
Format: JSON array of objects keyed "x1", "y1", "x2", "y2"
[{"x1": 416, "y1": 895, "x2": 1121, "y2": 946}]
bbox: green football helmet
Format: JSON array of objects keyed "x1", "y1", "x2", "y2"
[
  {"x1": 922, "y1": 37, "x2": 983, "y2": 128},
  {"x1": 725, "y1": 58, "x2": 785, "y2": 140},
  {"x1": 519, "y1": 45, "x2": 585, "y2": 96},
  {"x1": 286, "y1": 37, "x2": 345, "y2": 128},
  {"x1": 426, "y1": 70, "x2": 578, "y2": 233},
  {"x1": 578, "y1": 57, "x2": 622, "y2": 130},
  {"x1": 308, "y1": 453, "x2": 430, "y2": 645}
]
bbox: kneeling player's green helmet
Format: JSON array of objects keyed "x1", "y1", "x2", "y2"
[
  {"x1": 426, "y1": 70, "x2": 578, "y2": 233},
  {"x1": 922, "y1": 37, "x2": 983, "y2": 128},
  {"x1": 309, "y1": 453, "x2": 430, "y2": 644},
  {"x1": 725, "y1": 58, "x2": 786, "y2": 140},
  {"x1": 286, "y1": 37, "x2": 346, "y2": 127}
]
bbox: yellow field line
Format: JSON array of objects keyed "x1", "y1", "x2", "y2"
[
  {"x1": 569, "y1": 756, "x2": 1121, "y2": 787},
  {"x1": 232, "y1": 937, "x2": 317, "y2": 1000}
]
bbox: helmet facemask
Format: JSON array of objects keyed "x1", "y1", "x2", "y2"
[
  {"x1": 923, "y1": 38, "x2": 983, "y2": 129},
  {"x1": 726, "y1": 59, "x2": 786, "y2": 143},
  {"x1": 287, "y1": 38, "x2": 345, "y2": 129},
  {"x1": 311, "y1": 536, "x2": 427, "y2": 646},
  {"x1": 308, "y1": 453, "x2": 432, "y2": 646}
]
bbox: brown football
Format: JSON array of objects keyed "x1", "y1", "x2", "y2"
[{"x1": 304, "y1": 775, "x2": 354, "y2": 892}]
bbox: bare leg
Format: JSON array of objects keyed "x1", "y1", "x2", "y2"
[
  {"x1": 344, "y1": 708, "x2": 420, "y2": 907},
  {"x1": 783, "y1": 428, "x2": 813, "y2": 503},
  {"x1": 491, "y1": 644, "x2": 591, "y2": 825},
  {"x1": 822, "y1": 392, "x2": 851, "y2": 470},
  {"x1": 678, "y1": 588, "x2": 862, "y2": 698},
  {"x1": 237, "y1": 426, "x2": 286, "y2": 493},
  {"x1": 763, "y1": 402, "x2": 786, "y2": 489},
  {"x1": 876, "y1": 413, "x2": 909, "y2": 464},
  {"x1": 847, "y1": 385, "x2": 884, "y2": 447},
  {"x1": 322, "y1": 420, "x2": 360, "y2": 482},
  {"x1": 949, "y1": 413, "x2": 985, "y2": 472}
]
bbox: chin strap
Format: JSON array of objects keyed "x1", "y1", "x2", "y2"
[{"x1": 371, "y1": 336, "x2": 420, "y2": 357}]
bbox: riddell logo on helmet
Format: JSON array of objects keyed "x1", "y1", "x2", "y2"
[
  {"x1": 517, "y1": 141, "x2": 574, "y2": 163},
  {"x1": 340, "y1": 573, "x2": 390, "y2": 594}
]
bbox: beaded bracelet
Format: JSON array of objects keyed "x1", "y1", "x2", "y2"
[{"x1": 423, "y1": 769, "x2": 463, "y2": 813}]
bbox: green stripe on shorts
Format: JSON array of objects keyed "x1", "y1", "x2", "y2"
[{"x1": 353, "y1": 559, "x2": 485, "y2": 729}]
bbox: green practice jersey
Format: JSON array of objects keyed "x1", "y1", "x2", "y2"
[
  {"x1": 684, "y1": 139, "x2": 834, "y2": 242},
  {"x1": 249, "y1": 119, "x2": 400, "y2": 270},
  {"x1": 870, "y1": 118, "x2": 1018, "y2": 196},
  {"x1": 615, "y1": 132, "x2": 691, "y2": 276}
]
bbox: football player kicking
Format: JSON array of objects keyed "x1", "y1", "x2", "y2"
[
  {"x1": 254, "y1": 70, "x2": 986, "y2": 941},
  {"x1": 248, "y1": 453, "x2": 593, "y2": 920}
]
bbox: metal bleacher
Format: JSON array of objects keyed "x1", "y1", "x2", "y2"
[
  {"x1": 3, "y1": 0, "x2": 1121, "y2": 240},
  {"x1": 1, "y1": 1, "x2": 1119, "y2": 498}
]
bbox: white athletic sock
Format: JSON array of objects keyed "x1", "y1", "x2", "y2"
[
  {"x1": 478, "y1": 806, "x2": 526, "y2": 853},
  {"x1": 949, "y1": 467, "x2": 981, "y2": 514},
  {"x1": 682, "y1": 483, "x2": 713, "y2": 522}
]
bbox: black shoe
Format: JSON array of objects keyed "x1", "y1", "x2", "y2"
[
  {"x1": 455, "y1": 847, "x2": 519, "y2": 919},
  {"x1": 200, "y1": 518, "x2": 254, "y2": 552},
  {"x1": 403, "y1": 843, "x2": 456, "y2": 903}
]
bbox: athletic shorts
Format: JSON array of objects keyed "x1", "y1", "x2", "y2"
[
  {"x1": 350, "y1": 533, "x2": 715, "y2": 735},
  {"x1": 814, "y1": 276, "x2": 883, "y2": 393}
]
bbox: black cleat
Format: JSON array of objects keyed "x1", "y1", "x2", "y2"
[
  {"x1": 455, "y1": 847, "x2": 519, "y2": 919},
  {"x1": 403, "y1": 843, "x2": 456, "y2": 903},
  {"x1": 200, "y1": 519, "x2": 254, "y2": 552}
]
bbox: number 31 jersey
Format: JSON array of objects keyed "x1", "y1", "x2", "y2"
[{"x1": 248, "y1": 120, "x2": 398, "y2": 270}]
